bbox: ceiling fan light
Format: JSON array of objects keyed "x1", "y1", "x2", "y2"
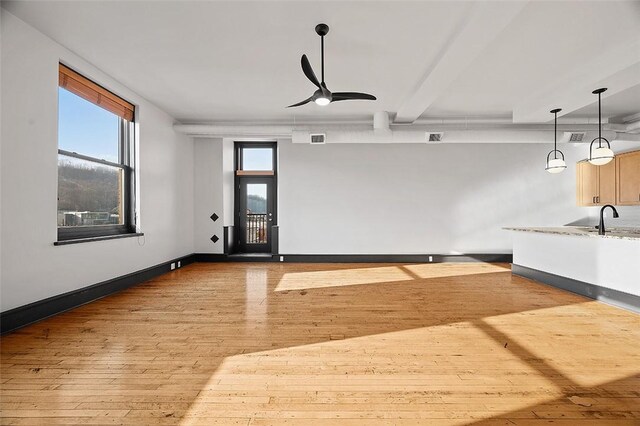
[
  {"x1": 546, "y1": 158, "x2": 567, "y2": 173},
  {"x1": 314, "y1": 97, "x2": 330, "y2": 106},
  {"x1": 589, "y1": 146, "x2": 614, "y2": 165}
]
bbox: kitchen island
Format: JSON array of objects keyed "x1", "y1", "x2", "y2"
[{"x1": 506, "y1": 226, "x2": 640, "y2": 312}]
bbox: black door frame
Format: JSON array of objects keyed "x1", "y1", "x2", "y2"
[
  {"x1": 234, "y1": 142, "x2": 278, "y2": 254},
  {"x1": 237, "y1": 176, "x2": 275, "y2": 253}
]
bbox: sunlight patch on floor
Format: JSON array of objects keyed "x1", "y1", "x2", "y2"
[
  {"x1": 481, "y1": 301, "x2": 640, "y2": 388},
  {"x1": 402, "y1": 262, "x2": 510, "y2": 279},
  {"x1": 180, "y1": 321, "x2": 561, "y2": 423},
  {"x1": 275, "y1": 266, "x2": 414, "y2": 292}
]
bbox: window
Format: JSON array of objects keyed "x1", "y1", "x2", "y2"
[
  {"x1": 235, "y1": 143, "x2": 276, "y2": 175},
  {"x1": 241, "y1": 148, "x2": 273, "y2": 171},
  {"x1": 57, "y1": 64, "x2": 136, "y2": 241}
]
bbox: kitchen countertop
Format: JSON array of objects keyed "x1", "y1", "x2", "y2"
[{"x1": 504, "y1": 226, "x2": 640, "y2": 241}]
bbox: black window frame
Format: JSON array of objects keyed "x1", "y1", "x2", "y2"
[
  {"x1": 235, "y1": 142, "x2": 278, "y2": 173},
  {"x1": 57, "y1": 85, "x2": 136, "y2": 242}
]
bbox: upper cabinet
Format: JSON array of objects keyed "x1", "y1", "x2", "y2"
[
  {"x1": 576, "y1": 149, "x2": 640, "y2": 206},
  {"x1": 616, "y1": 151, "x2": 640, "y2": 205},
  {"x1": 599, "y1": 160, "x2": 616, "y2": 205},
  {"x1": 576, "y1": 160, "x2": 615, "y2": 206}
]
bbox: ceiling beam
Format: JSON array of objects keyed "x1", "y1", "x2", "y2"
[
  {"x1": 393, "y1": 1, "x2": 528, "y2": 124},
  {"x1": 512, "y1": 39, "x2": 640, "y2": 123}
]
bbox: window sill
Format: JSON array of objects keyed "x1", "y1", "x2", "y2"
[{"x1": 54, "y1": 232, "x2": 144, "y2": 246}]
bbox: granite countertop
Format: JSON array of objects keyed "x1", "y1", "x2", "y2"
[{"x1": 504, "y1": 226, "x2": 640, "y2": 241}]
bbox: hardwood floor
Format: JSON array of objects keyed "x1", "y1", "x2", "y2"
[{"x1": 1, "y1": 262, "x2": 639, "y2": 425}]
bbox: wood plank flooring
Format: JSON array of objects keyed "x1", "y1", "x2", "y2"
[{"x1": 1, "y1": 262, "x2": 639, "y2": 425}]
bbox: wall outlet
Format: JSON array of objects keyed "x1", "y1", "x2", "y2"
[
  {"x1": 280, "y1": 256, "x2": 284, "y2": 262},
  {"x1": 177, "y1": 261, "x2": 181, "y2": 268},
  {"x1": 170, "y1": 262, "x2": 176, "y2": 270},
  {"x1": 428, "y1": 256, "x2": 433, "y2": 262}
]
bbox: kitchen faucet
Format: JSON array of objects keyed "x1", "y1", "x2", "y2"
[{"x1": 598, "y1": 205, "x2": 619, "y2": 235}]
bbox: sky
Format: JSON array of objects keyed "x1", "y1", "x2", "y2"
[
  {"x1": 242, "y1": 148, "x2": 272, "y2": 171},
  {"x1": 58, "y1": 87, "x2": 120, "y2": 163}
]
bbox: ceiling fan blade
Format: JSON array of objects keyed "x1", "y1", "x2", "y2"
[
  {"x1": 331, "y1": 92, "x2": 377, "y2": 101},
  {"x1": 301, "y1": 54, "x2": 321, "y2": 88},
  {"x1": 286, "y1": 96, "x2": 313, "y2": 108}
]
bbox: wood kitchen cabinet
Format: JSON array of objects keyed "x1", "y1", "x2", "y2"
[
  {"x1": 577, "y1": 161, "x2": 596, "y2": 206},
  {"x1": 576, "y1": 160, "x2": 615, "y2": 206},
  {"x1": 598, "y1": 159, "x2": 616, "y2": 204},
  {"x1": 616, "y1": 150, "x2": 640, "y2": 205}
]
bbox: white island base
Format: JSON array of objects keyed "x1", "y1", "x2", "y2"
[{"x1": 507, "y1": 228, "x2": 640, "y2": 313}]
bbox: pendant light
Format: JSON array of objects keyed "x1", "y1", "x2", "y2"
[
  {"x1": 546, "y1": 108, "x2": 566, "y2": 173},
  {"x1": 588, "y1": 88, "x2": 614, "y2": 166}
]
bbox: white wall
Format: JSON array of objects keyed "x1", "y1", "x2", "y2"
[
  {"x1": 0, "y1": 8, "x2": 4, "y2": 299},
  {"x1": 280, "y1": 140, "x2": 640, "y2": 254},
  {"x1": 0, "y1": 11, "x2": 194, "y2": 311},
  {"x1": 278, "y1": 140, "x2": 587, "y2": 254},
  {"x1": 193, "y1": 137, "x2": 640, "y2": 255},
  {"x1": 193, "y1": 138, "x2": 224, "y2": 253}
]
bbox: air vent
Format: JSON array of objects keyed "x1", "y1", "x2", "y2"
[
  {"x1": 310, "y1": 133, "x2": 326, "y2": 144},
  {"x1": 564, "y1": 132, "x2": 586, "y2": 142},
  {"x1": 426, "y1": 132, "x2": 443, "y2": 142}
]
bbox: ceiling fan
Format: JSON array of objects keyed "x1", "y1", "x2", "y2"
[{"x1": 287, "y1": 23, "x2": 377, "y2": 108}]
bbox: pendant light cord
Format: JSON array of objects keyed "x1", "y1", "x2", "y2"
[
  {"x1": 598, "y1": 91, "x2": 602, "y2": 147},
  {"x1": 554, "y1": 110, "x2": 558, "y2": 159},
  {"x1": 321, "y1": 36, "x2": 325, "y2": 84}
]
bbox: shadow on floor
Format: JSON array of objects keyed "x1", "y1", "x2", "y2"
[{"x1": 2, "y1": 262, "x2": 638, "y2": 423}]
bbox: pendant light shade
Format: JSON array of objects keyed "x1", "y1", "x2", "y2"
[
  {"x1": 589, "y1": 146, "x2": 615, "y2": 166},
  {"x1": 546, "y1": 158, "x2": 567, "y2": 173},
  {"x1": 546, "y1": 108, "x2": 566, "y2": 174},
  {"x1": 588, "y1": 88, "x2": 614, "y2": 166}
]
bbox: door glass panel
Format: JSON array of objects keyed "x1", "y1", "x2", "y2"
[
  {"x1": 242, "y1": 148, "x2": 273, "y2": 171},
  {"x1": 246, "y1": 183, "x2": 268, "y2": 244}
]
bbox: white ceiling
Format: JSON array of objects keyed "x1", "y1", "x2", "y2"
[
  {"x1": 566, "y1": 84, "x2": 640, "y2": 122},
  {"x1": 3, "y1": 1, "x2": 640, "y2": 124}
]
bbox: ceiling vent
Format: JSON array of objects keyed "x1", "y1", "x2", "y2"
[
  {"x1": 563, "y1": 131, "x2": 586, "y2": 142},
  {"x1": 426, "y1": 132, "x2": 444, "y2": 142},
  {"x1": 310, "y1": 133, "x2": 326, "y2": 144}
]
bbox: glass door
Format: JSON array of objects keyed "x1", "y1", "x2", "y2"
[{"x1": 237, "y1": 177, "x2": 275, "y2": 253}]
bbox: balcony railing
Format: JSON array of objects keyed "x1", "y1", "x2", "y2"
[{"x1": 246, "y1": 213, "x2": 267, "y2": 244}]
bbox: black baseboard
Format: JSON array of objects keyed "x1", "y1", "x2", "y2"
[
  {"x1": 281, "y1": 253, "x2": 512, "y2": 263},
  {"x1": 0, "y1": 254, "x2": 196, "y2": 335},
  {"x1": 194, "y1": 253, "x2": 512, "y2": 263},
  {"x1": 512, "y1": 264, "x2": 640, "y2": 314},
  {"x1": 194, "y1": 253, "x2": 280, "y2": 262}
]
